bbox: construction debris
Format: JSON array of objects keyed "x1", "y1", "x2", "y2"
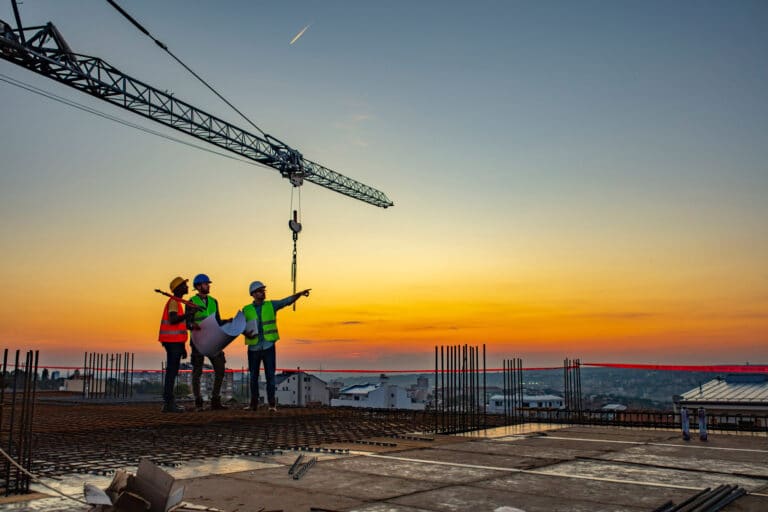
[{"x1": 85, "y1": 459, "x2": 184, "y2": 512}]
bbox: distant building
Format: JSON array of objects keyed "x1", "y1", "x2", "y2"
[
  {"x1": 487, "y1": 394, "x2": 564, "y2": 414},
  {"x1": 408, "y1": 376, "x2": 431, "y2": 403},
  {"x1": 275, "y1": 371, "x2": 329, "y2": 406},
  {"x1": 331, "y1": 375, "x2": 425, "y2": 410},
  {"x1": 328, "y1": 379, "x2": 344, "y2": 400},
  {"x1": 675, "y1": 374, "x2": 768, "y2": 428}
]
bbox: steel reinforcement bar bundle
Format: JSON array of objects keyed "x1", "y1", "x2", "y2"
[{"x1": 0, "y1": 349, "x2": 38, "y2": 495}]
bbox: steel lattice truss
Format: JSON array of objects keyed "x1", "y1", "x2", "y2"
[{"x1": 0, "y1": 22, "x2": 393, "y2": 208}]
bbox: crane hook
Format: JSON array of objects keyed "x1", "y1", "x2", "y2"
[{"x1": 289, "y1": 209, "x2": 302, "y2": 310}]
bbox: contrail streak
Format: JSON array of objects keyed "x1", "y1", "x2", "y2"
[{"x1": 290, "y1": 23, "x2": 311, "y2": 45}]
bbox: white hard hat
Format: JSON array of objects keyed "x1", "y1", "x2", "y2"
[{"x1": 249, "y1": 280, "x2": 266, "y2": 294}]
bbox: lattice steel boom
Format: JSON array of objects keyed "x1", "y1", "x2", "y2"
[{"x1": 0, "y1": 20, "x2": 393, "y2": 208}]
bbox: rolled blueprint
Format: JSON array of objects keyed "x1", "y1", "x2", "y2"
[{"x1": 190, "y1": 310, "x2": 246, "y2": 357}]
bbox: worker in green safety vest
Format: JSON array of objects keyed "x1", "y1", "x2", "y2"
[
  {"x1": 189, "y1": 273, "x2": 232, "y2": 411},
  {"x1": 242, "y1": 280, "x2": 310, "y2": 411}
]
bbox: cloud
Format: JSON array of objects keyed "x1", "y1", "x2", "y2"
[
  {"x1": 293, "y1": 338, "x2": 359, "y2": 345},
  {"x1": 333, "y1": 108, "x2": 375, "y2": 147},
  {"x1": 569, "y1": 312, "x2": 658, "y2": 320},
  {"x1": 340, "y1": 320, "x2": 364, "y2": 325}
]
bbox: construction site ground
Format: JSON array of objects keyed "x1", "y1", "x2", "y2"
[{"x1": 1, "y1": 401, "x2": 768, "y2": 511}]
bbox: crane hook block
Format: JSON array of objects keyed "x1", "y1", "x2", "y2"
[{"x1": 289, "y1": 209, "x2": 302, "y2": 234}]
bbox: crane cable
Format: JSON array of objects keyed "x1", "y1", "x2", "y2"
[
  {"x1": 105, "y1": 0, "x2": 269, "y2": 140},
  {"x1": 106, "y1": 0, "x2": 310, "y2": 302},
  {"x1": 0, "y1": 73, "x2": 270, "y2": 171}
]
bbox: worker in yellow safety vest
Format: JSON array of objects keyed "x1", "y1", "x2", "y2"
[
  {"x1": 242, "y1": 280, "x2": 310, "y2": 411},
  {"x1": 158, "y1": 276, "x2": 196, "y2": 413},
  {"x1": 189, "y1": 273, "x2": 231, "y2": 411}
]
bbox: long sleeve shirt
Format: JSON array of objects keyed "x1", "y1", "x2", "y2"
[{"x1": 248, "y1": 296, "x2": 298, "y2": 352}]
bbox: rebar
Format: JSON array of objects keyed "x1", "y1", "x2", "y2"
[{"x1": 0, "y1": 349, "x2": 38, "y2": 495}]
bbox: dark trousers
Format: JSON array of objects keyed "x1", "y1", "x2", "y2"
[
  {"x1": 162, "y1": 342, "x2": 186, "y2": 404},
  {"x1": 248, "y1": 346, "x2": 276, "y2": 406},
  {"x1": 190, "y1": 342, "x2": 226, "y2": 401}
]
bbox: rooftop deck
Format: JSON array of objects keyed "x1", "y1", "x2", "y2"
[{"x1": 1, "y1": 404, "x2": 766, "y2": 511}]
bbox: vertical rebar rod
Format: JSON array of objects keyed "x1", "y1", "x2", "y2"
[
  {"x1": 518, "y1": 358, "x2": 523, "y2": 419},
  {"x1": 13, "y1": 351, "x2": 28, "y2": 493},
  {"x1": 511, "y1": 358, "x2": 515, "y2": 421},
  {"x1": 26, "y1": 350, "x2": 38, "y2": 493},
  {"x1": 82, "y1": 352, "x2": 87, "y2": 399},
  {"x1": 127, "y1": 352, "x2": 132, "y2": 398},
  {"x1": 116, "y1": 353, "x2": 122, "y2": 398},
  {"x1": 483, "y1": 344, "x2": 486, "y2": 428},
  {"x1": 441, "y1": 345, "x2": 445, "y2": 433},
  {"x1": 501, "y1": 359, "x2": 509, "y2": 425},
  {"x1": 470, "y1": 346, "x2": 474, "y2": 430},
  {"x1": 0, "y1": 349, "x2": 7, "y2": 494},
  {"x1": 433, "y1": 346, "x2": 437, "y2": 433},
  {"x1": 22, "y1": 351, "x2": 38, "y2": 492},
  {"x1": 474, "y1": 345, "x2": 478, "y2": 430},
  {"x1": 6, "y1": 350, "x2": 20, "y2": 495},
  {"x1": 577, "y1": 358, "x2": 582, "y2": 412},
  {"x1": 452, "y1": 344, "x2": 457, "y2": 433},
  {"x1": 130, "y1": 353, "x2": 135, "y2": 397},
  {"x1": 462, "y1": 344, "x2": 467, "y2": 432}
]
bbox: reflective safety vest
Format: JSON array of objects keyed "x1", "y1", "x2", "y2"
[
  {"x1": 191, "y1": 295, "x2": 218, "y2": 323},
  {"x1": 158, "y1": 298, "x2": 188, "y2": 343},
  {"x1": 242, "y1": 301, "x2": 279, "y2": 345}
]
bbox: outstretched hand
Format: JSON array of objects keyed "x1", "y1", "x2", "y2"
[{"x1": 299, "y1": 289, "x2": 311, "y2": 297}]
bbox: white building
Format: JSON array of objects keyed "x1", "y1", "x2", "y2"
[
  {"x1": 331, "y1": 378, "x2": 425, "y2": 410},
  {"x1": 275, "y1": 371, "x2": 329, "y2": 406},
  {"x1": 675, "y1": 374, "x2": 768, "y2": 428},
  {"x1": 487, "y1": 394, "x2": 564, "y2": 414}
]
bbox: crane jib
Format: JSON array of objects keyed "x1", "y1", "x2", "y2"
[{"x1": 0, "y1": 21, "x2": 393, "y2": 209}]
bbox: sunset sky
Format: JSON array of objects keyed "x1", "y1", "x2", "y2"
[{"x1": 1, "y1": 1, "x2": 766, "y2": 372}]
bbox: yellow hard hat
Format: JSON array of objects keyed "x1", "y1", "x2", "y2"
[{"x1": 169, "y1": 276, "x2": 188, "y2": 292}]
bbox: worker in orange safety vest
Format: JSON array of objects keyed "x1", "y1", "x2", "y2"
[{"x1": 158, "y1": 276, "x2": 196, "y2": 413}]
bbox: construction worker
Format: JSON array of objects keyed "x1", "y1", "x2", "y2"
[
  {"x1": 158, "y1": 276, "x2": 195, "y2": 413},
  {"x1": 242, "y1": 281, "x2": 310, "y2": 411},
  {"x1": 189, "y1": 273, "x2": 230, "y2": 411}
]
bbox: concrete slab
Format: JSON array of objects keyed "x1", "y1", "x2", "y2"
[
  {"x1": 593, "y1": 444, "x2": 768, "y2": 478},
  {"x1": 390, "y1": 484, "x2": 650, "y2": 512},
  {"x1": 542, "y1": 426, "x2": 681, "y2": 443},
  {"x1": 473, "y1": 471, "x2": 693, "y2": 510},
  {"x1": 348, "y1": 504, "x2": 434, "y2": 512},
  {"x1": 387, "y1": 447, "x2": 556, "y2": 470},
  {"x1": 439, "y1": 439, "x2": 609, "y2": 460},
  {"x1": 321, "y1": 454, "x2": 503, "y2": 484},
  {"x1": 224, "y1": 463, "x2": 443, "y2": 501},
  {"x1": 535, "y1": 459, "x2": 768, "y2": 492},
  {"x1": 182, "y1": 473, "x2": 363, "y2": 512}
]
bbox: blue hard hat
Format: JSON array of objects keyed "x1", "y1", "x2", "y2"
[{"x1": 193, "y1": 273, "x2": 211, "y2": 286}]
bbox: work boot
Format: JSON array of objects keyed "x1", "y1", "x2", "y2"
[
  {"x1": 161, "y1": 401, "x2": 185, "y2": 413},
  {"x1": 194, "y1": 397, "x2": 204, "y2": 412},
  {"x1": 210, "y1": 396, "x2": 228, "y2": 410}
]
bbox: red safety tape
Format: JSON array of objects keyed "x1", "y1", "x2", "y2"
[
  {"x1": 24, "y1": 363, "x2": 768, "y2": 374},
  {"x1": 583, "y1": 363, "x2": 768, "y2": 373}
]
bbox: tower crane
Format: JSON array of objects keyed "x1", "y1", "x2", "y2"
[{"x1": 0, "y1": 7, "x2": 394, "y2": 209}]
